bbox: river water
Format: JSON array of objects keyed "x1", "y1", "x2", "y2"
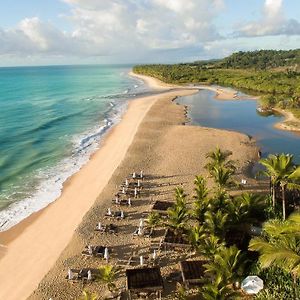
[{"x1": 177, "y1": 89, "x2": 300, "y2": 163}]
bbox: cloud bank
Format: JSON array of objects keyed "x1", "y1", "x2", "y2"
[
  {"x1": 235, "y1": 0, "x2": 300, "y2": 37},
  {"x1": 0, "y1": 0, "x2": 223, "y2": 61},
  {"x1": 0, "y1": 0, "x2": 299, "y2": 64}
]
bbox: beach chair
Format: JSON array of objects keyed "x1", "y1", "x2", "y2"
[
  {"x1": 95, "y1": 223, "x2": 106, "y2": 233},
  {"x1": 107, "y1": 223, "x2": 118, "y2": 234},
  {"x1": 66, "y1": 269, "x2": 80, "y2": 282}
]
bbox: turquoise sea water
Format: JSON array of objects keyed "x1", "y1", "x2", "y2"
[{"x1": 0, "y1": 65, "x2": 145, "y2": 230}]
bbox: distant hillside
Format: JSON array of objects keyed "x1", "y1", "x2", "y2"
[{"x1": 215, "y1": 49, "x2": 300, "y2": 70}]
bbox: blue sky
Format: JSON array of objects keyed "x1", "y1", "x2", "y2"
[{"x1": 0, "y1": 0, "x2": 299, "y2": 66}]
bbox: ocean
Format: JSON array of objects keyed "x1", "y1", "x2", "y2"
[{"x1": 0, "y1": 64, "x2": 146, "y2": 231}]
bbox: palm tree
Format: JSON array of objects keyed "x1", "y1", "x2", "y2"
[
  {"x1": 194, "y1": 175, "x2": 209, "y2": 202},
  {"x1": 174, "y1": 186, "x2": 187, "y2": 206},
  {"x1": 166, "y1": 199, "x2": 189, "y2": 234},
  {"x1": 79, "y1": 291, "x2": 98, "y2": 300},
  {"x1": 188, "y1": 225, "x2": 207, "y2": 252},
  {"x1": 204, "y1": 245, "x2": 247, "y2": 287},
  {"x1": 204, "y1": 210, "x2": 228, "y2": 240},
  {"x1": 145, "y1": 211, "x2": 161, "y2": 230},
  {"x1": 192, "y1": 198, "x2": 210, "y2": 224},
  {"x1": 225, "y1": 193, "x2": 266, "y2": 229},
  {"x1": 259, "y1": 153, "x2": 300, "y2": 219},
  {"x1": 205, "y1": 147, "x2": 236, "y2": 172},
  {"x1": 278, "y1": 164, "x2": 300, "y2": 220},
  {"x1": 249, "y1": 214, "x2": 300, "y2": 276},
  {"x1": 259, "y1": 154, "x2": 281, "y2": 208},
  {"x1": 200, "y1": 277, "x2": 241, "y2": 300},
  {"x1": 191, "y1": 176, "x2": 210, "y2": 223},
  {"x1": 249, "y1": 213, "x2": 300, "y2": 298},
  {"x1": 211, "y1": 190, "x2": 230, "y2": 213},
  {"x1": 98, "y1": 265, "x2": 119, "y2": 292},
  {"x1": 210, "y1": 166, "x2": 235, "y2": 190},
  {"x1": 197, "y1": 234, "x2": 226, "y2": 260}
]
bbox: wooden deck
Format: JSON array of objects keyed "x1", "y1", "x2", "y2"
[
  {"x1": 180, "y1": 260, "x2": 207, "y2": 287},
  {"x1": 126, "y1": 266, "x2": 163, "y2": 299}
]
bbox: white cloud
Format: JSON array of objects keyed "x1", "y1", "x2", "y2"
[
  {"x1": 235, "y1": 0, "x2": 300, "y2": 37},
  {"x1": 0, "y1": 0, "x2": 298, "y2": 65},
  {"x1": 0, "y1": 0, "x2": 225, "y2": 63}
]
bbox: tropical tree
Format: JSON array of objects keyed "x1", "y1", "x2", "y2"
[
  {"x1": 188, "y1": 225, "x2": 207, "y2": 251},
  {"x1": 174, "y1": 186, "x2": 187, "y2": 205},
  {"x1": 205, "y1": 147, "x2": 236, "y2": 172},
  {"x1": 278, "y1": 164, "x2": 300, "y2": 220},
  {"x1": 210, "y1": 190, "x2": 230, "y2": 213},
  {"x1": 192, "y1": 197, "x2": 210, "y2": 224},
  {"x1": 166, "y1": 199, "x2": 189, "y2": 234},
  {"x1": 79, "y1": 291, "x2": 98, "y2": 300},
  {"x1": 249, "y1": 213, "x2": 300, "y2": 298},
  {"x1": 210, "y1": 166, "x2": 235, "y2": 190},
  {"x1": 249, "y1": 213, "x2": 300, "y2": 275},
  {"x1": 259, "y1": 153, "x2": 300, "y2": 219},
  {"x1": 259, "y1": 154, "x2": 282, "y2": 207},
  {"x1": 204, "y1": 245, "x2": 247, "y2": 286},
  {"x1": 199, "y1": 277, "x2": 241, "y2": 300},
  {"x1": 145, "y1": 212, "x2": 161, "y2": 230},
  {"x1": 194, "y1": 175, "x2": 209, "y2": 202},
  {"x1": 98, "y1": 265, "x2": 119, "y2": 292},
  {"x1": 225, "y1": 193, "x2": 266, "y2": 229},
  {"x1": 192, "y1": 176, "x2": 210, "y2": 223},
  {"x1": 197, "y1": 235, "x2": 226, "y2": 260},
  {"x1": 204, "y1": 210, "x2": 228, "y2": 240}
]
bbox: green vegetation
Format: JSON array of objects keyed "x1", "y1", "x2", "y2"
[
  {"x1": 98, "y1": 265, "x2": 119, "y2": 292},
  {"x1": 258, "y1": 153, "x2": 300, "y2": 220},
  {"x1": 165, "y1": 187, "x2": 189, "y2": 234},
  {"x1": 133, "y1": 49, "x2": 300, "y2": 113},
  {"x1": 249, "y1": 213, "x2": 300, "y2": 299},
  {"x1": 217, "y1": 49, "x2": 300, "y2": 70},
  {"x1": 79, "y1": 290, "x2": 99, "y2": 300},
  {"x1": 79, "y1": 148, "x2": 300, "y2": 299},
  {"x1": 253, "y1": 267, "x2": 300, "y2": 300},
  {"x1": 151, "y1": 147, "x2": 300, "y2": 299}
]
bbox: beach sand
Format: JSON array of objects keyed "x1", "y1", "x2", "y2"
[
  {"x1": 0, "y1": 72, "x2": 263, "y2": 300},
  {"x1": 129, "y1": 70, "x2": 247, "y2": 101},
  {"x1": 273, "y1": 108, "x2": 300, "y2": 132}
]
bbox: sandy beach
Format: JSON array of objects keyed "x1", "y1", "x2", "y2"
[
  {"x1": 0, "y1": 89, "x2": 160, "y2": 299},
  {"x1": 0, "y1": 72, "x2": 262, "y2": 300},
  {"x1": 273, "y1": 108, "x2": 300, "y2": 132}
]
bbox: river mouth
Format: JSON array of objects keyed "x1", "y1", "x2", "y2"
[{"x1": 176, "y1": 89, "x2": 300, "y2": 164}]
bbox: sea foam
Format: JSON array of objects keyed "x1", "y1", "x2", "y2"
[{"x1": 0, "y1": 98, "x2": 128, "y2": 231}]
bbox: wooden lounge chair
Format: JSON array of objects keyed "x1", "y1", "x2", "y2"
[
  {"x1": 81, "y1": 245, "x2": 106, "y2": 257},
  {"x1": 113, "y1": 199, "x2": 132, "y2": 206},
  {"x1": 105, "y1": 211, "x2": 126, "y2": 220}
]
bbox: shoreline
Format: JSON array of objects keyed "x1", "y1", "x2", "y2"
[
  {"x1": 0, "y1": 76, "x2": 200, "y2": 300},
  {"x1": 29, "y1": 73, "x2": 257, "y2": 300},
  {"x1": 273, "y1": 108, "x2": 300, "y2": 132},
  {"x1": 0, "y1": 71, "x2": 262, "y2": 300},
  {"x1": 132, "y1": 71, "x2": 300, "y2": 133},
  {"x1": 28, "y1": 72, "x2": 259, "y2": 300}
]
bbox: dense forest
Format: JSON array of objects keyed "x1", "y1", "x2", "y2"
[
  {"x1": 133, "y1": 49, "x2": 300, "y2": 115},
  {"x1": 215, "y1": 49, "x2": 300, "y2": 70}
]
